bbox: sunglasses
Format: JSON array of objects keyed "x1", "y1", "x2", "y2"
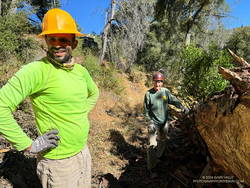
[{"x1": 46, "y1": 35, "x2": 75, "y2": 46}]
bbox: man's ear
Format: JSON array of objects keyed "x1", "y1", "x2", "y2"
[
  {"x1": 72, "y1": 40, "x2": 78, "y2": 49},
  {"x1": 44, "y1": 35, "x2": 49, "y2": 45}
]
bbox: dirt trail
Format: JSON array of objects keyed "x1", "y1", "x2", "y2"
[
  {"x1": 89, "y1": 72, "x2": 149, "y2": 184},
  {"x1": 88, "y1": 73, "x2": 209, "y2": 188}
]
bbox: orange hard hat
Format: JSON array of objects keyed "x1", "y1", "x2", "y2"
[
  {"x1": 152, "y1": 72, "x2": 164, "y2": 81},
  {"x1": 38, "y1": 8, "x2": 84, "y2": 37}
]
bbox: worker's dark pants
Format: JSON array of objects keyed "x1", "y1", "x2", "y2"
[{"x1": 147, "y1": 121, "x2": 169, "y2": 171}]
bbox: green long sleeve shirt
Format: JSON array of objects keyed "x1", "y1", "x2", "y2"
[
  {"x1": 144, "y1": 87, "x2": 183, "y2": 125},
  {"x1": 0, "y1": 57, "x2": 99, "y2": 159}
]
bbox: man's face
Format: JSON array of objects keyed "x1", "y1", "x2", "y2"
[
  {"x1": 45, "y1": 33, "x2": 78, "y2": 64},
  {"x1": 153, "y1": 80, "x2": 163, "y2": 91}
]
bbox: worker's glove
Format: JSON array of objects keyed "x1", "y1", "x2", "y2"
[
  {"x1": 30, "y1": 129, "x2": 60, "y2": 153},
  {"x1": 182, "y1": 107, "x2": 189, "y2": 115},
  {"x1": 148, "y1": 121, "x2": 156, "y2": 134},
  {"x1": 149, "y1": 120, "x2": 154, "y2": 125}
]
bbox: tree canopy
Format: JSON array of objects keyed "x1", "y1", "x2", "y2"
[
  {"x1": 226, "y1": 26, "x2": 250, "y2": 63},
  {"x1": 136, "y1": 0, "x2": 229, "y2": 78},
  {"x1": 27, "y1": 0, "x2": 61, "y2": 22}
]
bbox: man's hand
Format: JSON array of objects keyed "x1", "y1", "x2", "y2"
[
  {"x1": 182, "y1": 106, "x2": 189, "y2": 115},
  {"x1": 149, "y1": 120, "x2": 154, "y2": 125},
  {"x1": 181, "y1": 106, "x2": 189, "y2": 115},
  {"x1": 148, "y1": 120, "x2": 156, "y2": 134},
  {"x1": 29, "y1": 129, "x2": 60, "y2": 153}
]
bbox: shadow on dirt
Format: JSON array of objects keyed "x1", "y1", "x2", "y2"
[
  {"x1": 102, "y1": 102, "x2": 246, "y2": 188},
  {"x1": 108, "y1": 129, "x2": 147, "y2": 188},
  {"x1": 107, "y1": 129, "x2": 207, "y2": 188},
  {"x1": 0, "y1": 150, "x2": 41, "y2": 188},
  {"x1": 100, "y1": 103, "x2": 209, "y2": 188}
]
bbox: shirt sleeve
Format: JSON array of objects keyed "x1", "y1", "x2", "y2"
[
  {"x1": 143, "y1": 92, "x2": 151, "y2": 121},
  {"x1": 0, "y1": 62, "x2": 45, "y2": 151},
  {"x1": 82, "y1": 68, "x2": 99, "y2": 112},
  {"x1": 166, "y1": 89, "x2": 183, "y2": 109}
]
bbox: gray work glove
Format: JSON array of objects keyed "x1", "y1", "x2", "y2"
[
  {"x1": 182, "y1": 106, "x2": 189, "y2": 115},
  {"x1": 30, "y1": 129, "x2": 60, "y2": 153},
  {"x1": 149, "y1": 120, "x2": 154, "y2": 125},
  {"x1": 148, "y1": 120, "x2": 156, "y2": 134}
]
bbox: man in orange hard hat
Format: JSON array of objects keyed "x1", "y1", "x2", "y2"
[
  {"x1": 0, "y1": 8, "x2": 99, "y2": 188},
  {"x1": 143, "y1": 71, "x2": 188, "y2": 177}
]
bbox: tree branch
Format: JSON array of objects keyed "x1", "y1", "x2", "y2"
[{"x1": 227, "y1": 49, "x2": 250, "y2": 67}]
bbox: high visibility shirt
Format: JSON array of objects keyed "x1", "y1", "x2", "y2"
[
  {"x1": 0, "y1": 57, "x2": 99, "y2": 159},
  {"x1": 144, "y1": 87, "x2": 183, "y2": 125}
]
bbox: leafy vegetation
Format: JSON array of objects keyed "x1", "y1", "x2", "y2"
[
  {"x1": 26, "y1": 0, "x2": 61, "y2": 22},
  {"x1": 0, "y1": 11, "x2": 36, "y2": 63},
  {"x1": 226, "y1": 26, "x2": 250, "y2": 62},
  {"x1": 136, "y1": 0, "x2": 228, "y2": 79},
  {"x1": 83, "y1": 55, "x2": 124, "y2": 95},
  {"x1": 179, "y1": 45, "x2": 233, "y2": 101}
]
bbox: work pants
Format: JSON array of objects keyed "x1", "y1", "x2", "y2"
[
  {"x1": 37, "y1": 146, "x2": 91, "y2": 188},
  {"x1": 147, "y1": 121, "x2": 169, "y2": 171}
]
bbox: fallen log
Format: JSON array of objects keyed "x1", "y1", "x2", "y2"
[{"x1": 195, "y1": 50, "x2": 250, "y2": 185}]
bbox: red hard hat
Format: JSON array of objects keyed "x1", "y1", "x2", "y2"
[{"x1": 152, "y1": 72, "x2": 164, "y2": 81}]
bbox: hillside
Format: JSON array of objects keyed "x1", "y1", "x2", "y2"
[
  {"x1": 0, "y1": 46, "x2": 248, "y2": 187},
  {"x1": 0, "y1": 59, "x2": 207, "y2": 188}
]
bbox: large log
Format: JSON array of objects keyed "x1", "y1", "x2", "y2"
[{"x1": 195, "y1": 50, "x2": 250, "y2": 185}]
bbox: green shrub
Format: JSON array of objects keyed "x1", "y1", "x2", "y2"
[
  {"x1": 0, "y1": 11, "x2": 36, "y2": 63},
  {"x1": 180, "y1": 45, "x2": 233, "y2": 101},
  {"x1": 226, "y1": 26, "x2": 250, "y2": 62},
  {"x1": 82, "y1": 55, "x2": 124, "y2": 95}
]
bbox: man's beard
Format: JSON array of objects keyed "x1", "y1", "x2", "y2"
[{"x1": 47, "y1": 47, "x2": 72, "y2": 64}]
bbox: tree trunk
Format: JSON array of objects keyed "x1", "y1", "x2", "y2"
[
  {"x1": 195, "y1": 50, "x2": 250, "y2": 185},
  {"x1": 9, "y1": 0, "x2": 17, "y2": 14},
  {"x1": 185, "y1": 33, "x2": 191, "y2": 46},
  {"x1": 0, "y1": 0, "x2": 17, "y2": 15},
  {"x1": 99, "y1": 0, "x2": 116, "y2": 65},
  {"x1": 0, "y1": 0, "x2": 2, "y2": 16}
]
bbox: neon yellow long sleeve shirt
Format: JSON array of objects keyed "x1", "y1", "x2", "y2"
[{"x1": 0, "y1": 57, "x2": 99, "y2": 159}]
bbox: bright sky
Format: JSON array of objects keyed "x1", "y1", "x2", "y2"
[
  {"x1": 60, "y1": 0, "x2": 250, "y2": 35},
  {"x1": 224, "y1": 0, "x2": 250, "y2": 29},
  {"x1": 61, "y1": 0, "x2": 110, "y2": 34}
]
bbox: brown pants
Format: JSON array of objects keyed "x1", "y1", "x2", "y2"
[{"x1": 37, "y1": 146, "x2": 91, "y2": 188}]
